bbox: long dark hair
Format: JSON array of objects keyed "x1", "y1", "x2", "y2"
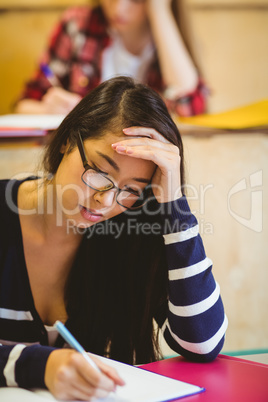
[{"x1": 44, "y1": 76, "x2": 185, "y2": 364}]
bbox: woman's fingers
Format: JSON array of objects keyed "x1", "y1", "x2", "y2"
[
  {"x1": 113, "y1": 139, "x2": 176, "y2": 154},
  {"x1": 112, "y1": 126, "x2": 182, "y2": 203},
  {"x1": 113, "y1": 145, "x2": 179, "y2": 171},
  {"x1": 112, "y1": 140, "x2": 180, "y2": 172},
  {"x1": 112, "y1": 136, "x2": 179, "y2": 162},
  {"x1": 45, "y1": 349, "x2": 124, "y2": 401},
  {"x1": 57, "y1": 365, "x2": 108, "y2": 400},
  {"x1": 68, "y1": 373, "x2": 114, "y2": 401},
  {"x1": 90, "y1": 354, "x2": 126, "y2": 386},
  {"x1": 70, "y1": 353, "x2": 116, "y2": 390},
  {"x1": 114, "y1": 127, "x2": 179, "y2": 158},
  {"x1": 42, "y1": 87, "x2": 82, "y2": 114},
  {"x1": 123, "y1": 126, "x2": 171, "y2": 143}
]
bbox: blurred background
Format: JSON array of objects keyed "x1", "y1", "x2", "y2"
[
  {"x1": 1, "y1": 0, "x2": 268, "y2": 114},
  {"x1": 0, "y1": 0, "x2": 268, "y2": 357}
]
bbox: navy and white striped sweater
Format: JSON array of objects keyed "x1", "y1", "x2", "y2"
[{"x1": 0, "y1": 179, "x2": 227, "y2": 389}]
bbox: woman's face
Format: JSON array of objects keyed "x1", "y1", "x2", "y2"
[
  {"x1": 54, "y1": 132, "x2": 155, "y2": 229},
  {"x1": 100, "y1": 0, "x2": 147, "y2": 34}
]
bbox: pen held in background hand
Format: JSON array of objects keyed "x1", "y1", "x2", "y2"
[
  {"x1": 54, "y1": 320, "x2": 101, "y2": 373},
  {"x1": 40, "y1": 63, "x2": 62, "y2": 87}
]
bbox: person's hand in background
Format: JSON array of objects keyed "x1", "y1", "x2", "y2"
[
  {"x1": 15, "y1": 87, "x2": 82, "y2": 115},
  {"x1": 42, "y1": 87, "x2": 82, "y2": 114}
]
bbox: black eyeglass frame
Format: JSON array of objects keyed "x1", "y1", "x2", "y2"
[{"x1": 77, "y1": 133, "x2": 151, "y2": 210}]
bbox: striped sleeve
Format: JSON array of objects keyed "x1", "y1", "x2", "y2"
[
  {"x1": 160, "y1": 196, "x2": 228, "y2": 362},
  {"x1": 0, "y1": 344, "x2": 55, "y2": 388}
]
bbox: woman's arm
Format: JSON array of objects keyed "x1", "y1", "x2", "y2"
[
  {"x1": 112, "y1": 126, "x2": 227, "y2": 361},
  {"x1": 0, "y1": 344, "x2": 124, "y2": 399},
  {"x1": 0, "y1": 344, "x2": 54, "y2": 388},
  {"x1": 147, "y1": 0, "x2": 198, "y2": 97},
  {"x1": 15, "y1": 88, "x2": 82, "y2": 115},
  {"x1": 14, "y1": 8, "x2": 84, "y2": 115},
  {"x1": 160, "y1": 196, "x2": 228, "y2": 361}
]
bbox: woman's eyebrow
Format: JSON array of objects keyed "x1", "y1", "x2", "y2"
[
  {"x1": 95, "y1": 151, "x2": 151, "y2": 183},
  {"x1": 96, "y1": 151, "x2": 119, "y2": 172},
  {"x1": 132, "y1": 177, "x2": 151, "y2": 184}
]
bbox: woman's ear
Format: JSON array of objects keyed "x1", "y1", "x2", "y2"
[{"x1": 60, "y1": 139, "x2": 69, "y2": 154}]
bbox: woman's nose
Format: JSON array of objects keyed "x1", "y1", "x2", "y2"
[{"x1": 93, "y1": 189, "x2": 116, "y2": 207}]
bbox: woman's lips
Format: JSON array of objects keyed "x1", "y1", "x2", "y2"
[{"x1": 79, "y1": 205, "x2": 103, "y2": 223}]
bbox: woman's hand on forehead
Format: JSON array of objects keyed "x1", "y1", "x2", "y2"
[
  {"x1": 124, "y1": 126, "x2": 170, "y2": 143},
  {"x1": 111, "y1": 126, "x2": 182, "y2": 203}
]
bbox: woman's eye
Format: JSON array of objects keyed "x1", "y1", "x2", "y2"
[
  {"x1": 125, "y1": 187, "x2": 141, "y2": 196},
  {"x1": 92, "y1": 162, "x2": 108, "y2": 175}
]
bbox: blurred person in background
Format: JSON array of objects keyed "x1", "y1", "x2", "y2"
[{"x1": 15, "y1": 0, "x2": 206, "y2": 116}]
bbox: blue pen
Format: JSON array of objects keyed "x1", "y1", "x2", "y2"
[
  {"x1": 55, "y1": 320, "x2": 101, "y2": 372},
  {"x1": 40, "y1": 63, "x2": 61, "y2": 87}
]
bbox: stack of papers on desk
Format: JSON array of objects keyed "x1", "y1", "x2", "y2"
[{"x1": 0, "y1": 114, "x2": 65, "y2": 137}]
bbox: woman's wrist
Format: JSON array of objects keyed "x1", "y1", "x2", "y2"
[
  {"x1": 14, "y1": 99, "x2": 48, "y2": 114},
  {"x1": 147, "y1": 0, "x2": 172, "y2": 9},
  {"x1": 147, "y1": 0, "x2": 172, "y2": 18}
]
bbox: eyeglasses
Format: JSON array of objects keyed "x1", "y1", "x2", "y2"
[{"x1": 77, "y1": 133, "x2": 151, "y2": 210}]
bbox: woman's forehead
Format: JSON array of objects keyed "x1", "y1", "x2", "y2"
[
  {"x1": 84, "y1": 133, "x2": 155, "y2": 174},
  {"x1": 84, "y1": 132, "x2": 132, "y2": 146}
]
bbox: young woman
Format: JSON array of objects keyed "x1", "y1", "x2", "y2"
[
  {"x1": 15, "y1": 0, "x2": 206, "y2": 116},
  {"x1": 1, "y1": 77, "x2": 227, "y2": 400}
]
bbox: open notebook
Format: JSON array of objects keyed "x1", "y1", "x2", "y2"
[{"x1": 0, "y1": 355, "x2": 204, "y2": 402}]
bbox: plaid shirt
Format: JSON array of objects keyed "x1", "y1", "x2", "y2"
[{"x1": 19, "y1": 6, "x2": 207, "y2": 116}]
